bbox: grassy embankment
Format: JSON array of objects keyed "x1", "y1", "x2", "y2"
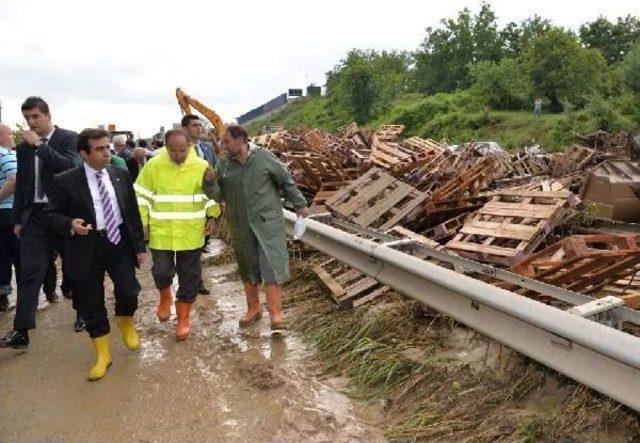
[{"x1": 246, "y1": 93, "x2": 629, "y2": 151}]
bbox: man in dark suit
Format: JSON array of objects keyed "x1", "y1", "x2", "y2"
[
  {"x1": 1, "y1": 97, "x2": 80, "y2": 349},
  {"x1": 48, "y1": 128, "x2": 146, "y2": 381},
  {"x1": 181, "y1": 114, "x2": 216, "y2": 296}
]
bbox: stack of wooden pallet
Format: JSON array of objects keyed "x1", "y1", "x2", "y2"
[
  {"x1": 325, "y1": 168, "x2": 428, "y2": 231},
  {"x1": 445, "y1": 188, "x2": 577, "y2": 266},
  {"x1": 282, "y1": 152, "x2": 347, "y2": 194}
]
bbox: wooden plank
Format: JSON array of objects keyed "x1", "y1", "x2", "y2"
[
  {"x1": 460, "y1": 225, "x2": 535, "y2": 241},
  {"x1": 478, "y1": 206, "x2": 558, "y2": 219},
  {"x1": 446, "y1": 240, "x2": 520, "y2": 258},
  {"x1": 379, "y1": 193, "x2": 427, "y2": 231},
  {"x1": 313, "y1": 265, "x2": 346, "y2": 299}
]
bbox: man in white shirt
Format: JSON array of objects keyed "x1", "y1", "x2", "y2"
[{"x1": 48, "y1": 128, "x2": 146, "y2": 381}]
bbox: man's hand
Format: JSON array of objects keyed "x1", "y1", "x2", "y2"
[
  {"x1": 203, "y1": 167, "x2": 218, "y2": 183},
  {"x1": 205, "y1": 218, "x2": 216, "y2": 236},
  {"x1": 22, "y1": 131, "x2": 43, "y2": 147},
  {"x1": 143, "y1": 225, "x2": 149, "y2": 241},
  {"x1": 13, "y1": 224, "x2": 21, "y2": 238},
  {"x1": 296, "y1": 207, "x2": 310, "y2": 218},
  {"x1": 137, "y1": 253, "x2": 146, "y2": 265},
  {"x1": 71, "y1": 218, "x2": 93, "y2": 235}
]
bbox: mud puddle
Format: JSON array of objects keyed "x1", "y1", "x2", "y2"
[{"x1": 0, "y1": 255, "x2": 384, "y2": 442}]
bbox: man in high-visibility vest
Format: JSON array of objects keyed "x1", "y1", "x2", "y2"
[{"x1": 134, "y1": 129, "x2": 220, "y2": 340}]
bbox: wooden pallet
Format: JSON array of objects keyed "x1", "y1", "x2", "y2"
[
  {"x1": 548, "y1": 145, "x2": 596, "y2": 177},
  {"x1": 325, "y1": 168, "x2": 428, "y2": 231},
  {"x1": 310, "y1": 181, "x2": 351, "y2": 214},
  {"x1": 512, "y1": 155, "x2": 547, "y2": 176},
  {"x1": 445, "y1": 189, "x2": 576, "y2": 266},
  {"x1": 283, "y1": 152, "x2": 347, "y2": 192},
  {"x1": 313, "y1": 258, "x2": 391, "y2": 309},
  {"x1": 373, "y1": 124, "x2": 405, "y2": 142},
  {"x1": 313, "y1": 226, "x2": 441, "y2": 309},
  {"x1": 511, "y1": 234, "x2": 640, "y2": 294}
]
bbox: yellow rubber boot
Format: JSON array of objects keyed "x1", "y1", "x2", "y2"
[
  {"x1": 175, "y1": 301, "x2": 192, "y2": 341},
  {"x1": 157, "y1": 287, "x2": 173, "y2": 322},
  {"x1": 116, "y1": 316, "x2": 140, "y2": 351},
  {"x1": 88, "y1": 335, "x2": 112, "y2": 381}
]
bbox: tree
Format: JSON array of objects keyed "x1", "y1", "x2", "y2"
[
  {"x1": 469, "y1": 58, "x2": 531, "y2": 110},
  {"x1": 523, "y1": 29, "x2": 607, "y2": 111},
  {"x1": 325, "y1": 49, "x2": 410, "y2": 124},
  {"x1": 621, "y1": 42, "x2": 640, "y2": 94},
  {"x1": 501, "y1": 15, "x2": 554, "y2": 57},
  {"x1": 412, "y1": 2, "x2": 504, "y2": 94},
  {"x1": 579, "y1": 15, "x2": 640, "y2": 64}
]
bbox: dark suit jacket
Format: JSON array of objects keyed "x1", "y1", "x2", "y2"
[
  {"x1": 12, "y1": 126, "x2": 79, "y2": 227},
  {"x1": 48, "y1": 164, "x2": 146, "y2": 279},
  {"x1": 125, "y1": 157, "x2": 144, "y2": 182}
]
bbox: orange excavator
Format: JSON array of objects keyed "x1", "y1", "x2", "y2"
[{"x1": 175, "y1": 88, "x2": 225, "y2": 136}]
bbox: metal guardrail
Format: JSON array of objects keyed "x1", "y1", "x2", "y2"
[{"x1": 284, "y1": 210, "x2": 640, "y2": 412}]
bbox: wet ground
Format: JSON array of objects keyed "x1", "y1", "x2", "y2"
[{"x1": 0, "y1": 244, "x2": 384, "y2": 442}]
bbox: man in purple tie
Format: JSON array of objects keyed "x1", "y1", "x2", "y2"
[{"x1": 48, "y1": 128, "x2": 146, "y2": 381}]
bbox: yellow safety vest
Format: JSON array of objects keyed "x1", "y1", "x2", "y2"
[{"x1": 134, "y1": 147, "x2": 220, "y2": 251}]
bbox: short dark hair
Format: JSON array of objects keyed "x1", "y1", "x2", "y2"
[
  {"x1": 21, "y1": 96, "x2": 50, "y2": 115},
  {"x1": 225, "y1": 124, "x2": 248, "y2": 143},
  {"x1": 156, "y1": 140, "x2": 165, "y2": 148},
  {"x1": 137, "y1": 139, "x2": 148, "y2": 148},
  {"x1": 165, "y1": 128, "x2": 189, "y2": 144},
  {"x1": 181, "y1": 114, "x2": 200, "y2": 128},
  {"x1": 126, "y1": 139, "x2": 136, "y2": 149},
  {"x1": 77, "y1": 128, "x2": 110, "y2": 154}
]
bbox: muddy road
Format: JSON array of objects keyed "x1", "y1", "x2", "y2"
[{"x1": 0, "y1": 250, "x2": 384, "y2": 442}]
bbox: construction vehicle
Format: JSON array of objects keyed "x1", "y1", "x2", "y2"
[{"x1": 175, "y1": 88, "x2": 224, "y2": 136}]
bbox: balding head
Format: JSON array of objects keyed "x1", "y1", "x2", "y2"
[{"x1": 0, "y1": 125, "x2": 14, "y2": 149}]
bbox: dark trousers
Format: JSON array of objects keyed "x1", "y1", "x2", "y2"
[
  {"x1": 13, "y1": 206, "x2": 61, "y2": 330},
  {"x1": 74, "y1": 230, "x2": 140, "y2": 338},
  {"x1": 42, "y1": 248, "x2": 77, "y2": 312},
  {"x1": 0, "y1": 210, "x2": 20, "y2": 296},
  {"x1": 151, "y1": 248, "x2": 201, "y2": 303}
]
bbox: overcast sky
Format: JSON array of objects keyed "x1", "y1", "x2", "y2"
[{"x1": 0, "y1": 0, "x2": 637, "y2": 137}]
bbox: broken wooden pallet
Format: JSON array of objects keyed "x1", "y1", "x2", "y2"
[
  {"x1": 325, "y1": 168, "x2": 428, "y2": 231},
  {"x1": 426, "y1": 156, "x2": 510, "y2": 214},
  {"x1": 445, "y1": 189, "x2": 576, "y2": 266},
  {"x1": 309, "y1": 181, "x2": 351, "y2": 214},
  {"x1": 510, "y1": 234, "x2": 640, "y2": 294}
]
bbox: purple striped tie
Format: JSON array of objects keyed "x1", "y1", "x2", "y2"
[{"x1": 96, "y1": 171, "x2": 121, "y2": 245}]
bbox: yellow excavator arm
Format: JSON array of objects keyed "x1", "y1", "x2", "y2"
[{"x1": 175, "y1": 88, "x2": 225, "y2": 136}]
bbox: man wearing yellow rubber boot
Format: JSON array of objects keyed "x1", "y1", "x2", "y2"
[
  {"x1": 135, "y1": 129, "x2": 220, "y2": 340},
  {"x1": 49, "y1": 128, "x2": 146, "y2": 381}
]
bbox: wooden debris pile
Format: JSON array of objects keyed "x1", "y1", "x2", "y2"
[{"x1": 252, "y1": 123, "x2": 640, "y2": 311}]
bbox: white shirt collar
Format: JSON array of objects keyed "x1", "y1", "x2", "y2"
[
  {"x1": 83, "y1": 161, "x2": 106, "y2": 176},
  {"x1": 43, "y1": 126, "x2": 55, "y2": 141}
]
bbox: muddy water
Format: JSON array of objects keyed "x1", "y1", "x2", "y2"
[{"x1": 0, "y1": 255, "x2": 384, "y2": 442}]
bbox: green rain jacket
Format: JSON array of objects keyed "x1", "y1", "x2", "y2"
[{"x1": 210, "y1": 145, "x2": 307, "y2": 284}]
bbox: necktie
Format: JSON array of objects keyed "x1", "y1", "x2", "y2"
[
  {"x1": 95, "y1": 171, "x2": 121, "y2": 245},
  {"x1": 36, "y1": 138, "x2": 47, "y2": 199}
]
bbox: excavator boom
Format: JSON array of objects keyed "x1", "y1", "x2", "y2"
[{"x1": 175, "y1": 88, "x2": 225, "y2": 136}]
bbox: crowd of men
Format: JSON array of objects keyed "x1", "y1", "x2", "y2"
[{"x1": 0, "y1": 96, "x2": 308, "y2": 381}]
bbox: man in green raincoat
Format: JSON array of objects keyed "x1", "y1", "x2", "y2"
[{"x1": 205, "y1": 125, "x2": 308, "y2": 330}]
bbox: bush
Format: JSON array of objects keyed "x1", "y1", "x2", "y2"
[{"x1": 621, "y1": 42, "x2": 640, "y2": 95}]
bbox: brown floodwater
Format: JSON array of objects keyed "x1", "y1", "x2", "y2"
[{"x1": 0, "y1": 252, "x2": 385, "y2": 442}]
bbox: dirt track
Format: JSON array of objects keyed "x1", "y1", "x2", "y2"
[{"x1": 0, "y1": 252, "x2": 384, "y2": 442}]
